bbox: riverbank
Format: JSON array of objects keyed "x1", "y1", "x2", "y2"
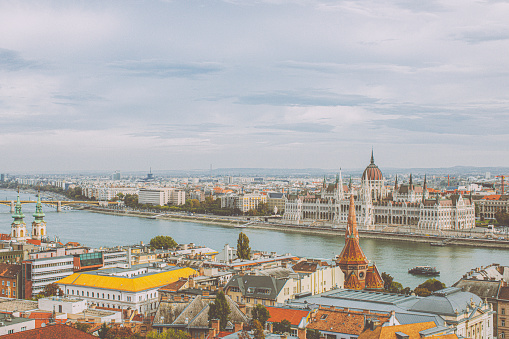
[{"x1": 87, "y1": 207, "x2": 509, "y2": 250}]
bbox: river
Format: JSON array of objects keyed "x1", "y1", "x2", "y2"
[{"x1": 0, "y1": 189, "x2": 507, "y2": 288}]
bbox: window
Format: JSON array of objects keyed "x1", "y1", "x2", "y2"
[
  {"x1": 503, "y1": 309, "x2": 506, "y2": 315},
  {"x1": 87, "y1": 292, "x2": 89, "y2": 297},
  {"x1": 21, "y1": 327, "x2": 26, "y2": 331},
  {"x1": 6, "y1": 282, "x2": 9, "y2": 287},
  {"x1": 321, "y1": 314, "x2": 328, "y2": 320},
  {"x1": 13, "y1": 282, "x2": 15, "y2": 287},
  {"x1": 118, "y1": 295, "x2": 121, "y2": 300},
  {"x1": 13, "y1": 291, "x2": 15, "y2": 296},
  {"x1": 247, "y1": 287, "x2": 256, "y2": 294},
  {"x1": 92, "y1": 292, "x2": 94, "y2": 297}
]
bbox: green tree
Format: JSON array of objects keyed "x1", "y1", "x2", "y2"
[
  {"x1": 252, "y1": 304, "x2": 270, "y2": 328},
  {"x1": 496, "y1": 211, "x2": 509, "y2": 225},
  {"x1": 146, "y1": 329, "x2": 191, "y2": 339},
  {"x1": 237, "y1": 232, "x2": 251, "y2": 260},
  {"x1": 381, "y1": 272, "x2": 394, "y2": 292},
  {"x1": 253, "y1": 320, "x2": 265, "y2": 339},
  {"x1": 149, "y1": 235, "x2": 178, "y2": 250},
  {"x1": 208, "y1": 291, "x2": 230, "y2": 330},
  {"x1": 307, "y1": 329, "x2": 321, "y2": 339},
  {"x1": 414, "y1": 278, "x2": 445, "y2": 297},
  {"x1": 98, "y1": 323, "x2": 109, "y2": 339},
  {"x1": 273, "y1": 319, "x2": 291, "y2": 334},
  {"x1": 76, "y1": 322, "x2": 92, "y2": 333},
  {"x1": 43, "y1": 283, "x2": 63, "y2": 297}
]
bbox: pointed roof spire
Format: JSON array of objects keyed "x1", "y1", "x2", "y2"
[
  {"x1": 323, "y1": 175, "x2": 327, "y2": 188},
  {"x1": 12, "y1": 189, "x2": 25, "y2": 220},
  {"x1": 347, "y1": 194, "x2": 359, "y2": 239},
  {"x1": 394, "y1": 175, "x2": 398, "y2": 189},
  {"x1": 349, "y1": 176, "x2": 352, "y2": 189},
  {"x1": 33, "y1": 191, "x2": 45, "y2": 221},
  {"x1": 409, "y1": 173, "x2": 413, "y2": 189},
  {"x1": 370, "y1": 147, "x2": 374, "y2": 164},
  {"x1": 336, "y1": 173, "x2": 339, "y2": 184}
]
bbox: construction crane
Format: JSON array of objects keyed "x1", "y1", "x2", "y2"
[{"x1": 495, "y1": 175, "x2": 509, "y2": 195}]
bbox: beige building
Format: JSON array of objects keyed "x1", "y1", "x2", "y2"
[{"x1": 221, "y1": 193, "x2": 267, "y2": 213}]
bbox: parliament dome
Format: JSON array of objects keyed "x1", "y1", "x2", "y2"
[{"x1": 362, "y1": 151, "x2": 383, "y2": 181}]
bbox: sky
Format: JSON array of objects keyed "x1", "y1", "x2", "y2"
[{"x1": 1, "y1": 0, "x2": 509, "y2": 173}]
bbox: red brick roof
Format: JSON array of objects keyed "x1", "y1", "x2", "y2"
[
  {"x1": 28, "y1": 312, "x2": 66, "y2": 328},
  {"x1": 266, "y1": 307, "x2": 310, "y2": 326},
  {"x1": 26, "y1": 239, "x2": 42, "y2": 246},
  {"x1": 1, "y1": 323, "x2": 96, "y2": 338}
]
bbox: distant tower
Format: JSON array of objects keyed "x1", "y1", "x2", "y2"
[
  {"x1": 32, "y1": 193, "x2": 47, "y2": 241},
  {"x1": 11, "y1": 191, "x2": 28, "y2": 242}
]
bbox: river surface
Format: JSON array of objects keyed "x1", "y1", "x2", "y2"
[{"x1": 1, "y1": 189, "x2": 507, "y2": 288}]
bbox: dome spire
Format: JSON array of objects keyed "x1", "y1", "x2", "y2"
[
  {"x1": 33, "y1": 191, "x2": 45, "y2": 221},
  {"x1": 370, "y1": 148, "x2": 375, "y2": 164}
]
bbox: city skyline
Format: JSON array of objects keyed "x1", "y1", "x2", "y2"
[{"x1": 1, "y1": 1, "x2": 509, "y2": 172}]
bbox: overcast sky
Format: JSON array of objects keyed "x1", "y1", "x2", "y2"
[{"x1": 1, "y1": 0, "x2": 509, "y2": 173}]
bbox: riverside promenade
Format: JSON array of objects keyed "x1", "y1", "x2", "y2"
[{"x1": 88, "y1": 207, "x2": 509, "y2": 250}]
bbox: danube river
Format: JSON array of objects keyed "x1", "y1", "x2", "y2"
[{"x1": 1, "y1": 189, "x2": 508, "y2": 288}]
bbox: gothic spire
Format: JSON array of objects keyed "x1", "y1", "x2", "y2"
[
  {"x1": 12, "y1": 189, "x2": 25, "y2": 222},
  {"x1": 409, "y1": 173, "x2": 413, "y2": 189},
  {"x1": 394, "y1": 175, "x2": 398, "y2": 189},
  {"x1": 370, "y1": 147, "x2": 375, "y2": 164}
]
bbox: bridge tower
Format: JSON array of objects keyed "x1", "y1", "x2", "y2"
[
  {"x1": 32, "y1": 193, "x2": 47, "y2": 241},
  {"x1": 11, "y1": 192, "x2": 28, "y2": 242}
]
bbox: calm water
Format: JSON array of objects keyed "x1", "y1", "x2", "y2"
[{"x1": 1, "y1": 189, "x2": 508, "y2": 288}]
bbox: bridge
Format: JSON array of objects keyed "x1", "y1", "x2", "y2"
[{"x1": 0, "y1": 200, "x2": 120, "y2": 212}]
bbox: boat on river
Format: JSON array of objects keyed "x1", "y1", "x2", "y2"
[{"x1": 408, "y1": 266, "x2": 440, "y2": 276}]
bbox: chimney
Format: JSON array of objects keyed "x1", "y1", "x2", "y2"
[
  {"x1": 212, "y1": 319, "x2": 220, "y2": 333},
  {"x1": 234, "y1": 322, "x2": 244, "y2": 333},
  {"x1": 209, "y1": 327, "x2": 217, "y2": 338},
  {"x1": 298, "y1": 328, "x2": 306, "y2": 339}
]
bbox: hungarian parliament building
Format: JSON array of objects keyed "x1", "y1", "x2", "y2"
[{"x1": 283, "y1": 152, "x2": 476, "y2": 231}]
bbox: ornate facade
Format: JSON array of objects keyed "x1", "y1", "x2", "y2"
[
  {"x1": 10, "y1": 191, "x2": 48, "y2": 242},
  {"x1": 336, "y1": 195, "x2": 383, "y2": 290},
  {"x1": 283, "y1": 152, "x2": 476, "y2": 231}
]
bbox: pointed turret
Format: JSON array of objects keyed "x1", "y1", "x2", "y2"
[
  {"x1": 370, "y1": 147, "x2": 375, "y2": 164},
  {"x1": 409, "y1": 173, "x2": 413, "y2": 190},
  {"x1": 422, "y1": 175, "x2": 427, "y2": 203},
  {"x1": 323, "y1": 176, "x2": 327, "y2": 188},
  {"x1": 11, "y1": 189, "x2": 28, "y2": 242},
  {"x1": 32, "y1": 192, "x2": 47, "y2": 241},
  {"x1": 394, "y1": 175, "x2": 398, "y2": 190}
]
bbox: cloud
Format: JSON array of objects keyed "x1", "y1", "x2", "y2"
[
  {"x1": 0, "y1": 48, "x2": 42, "y2": 71},
  {"x1": 255, "y1": 122, "x2": 335, "y2": 133},
  {"x1": 236, "y1": 90, "x2": 379, "y2": 106},
  {"x1": 109, "y1": 60, "x2": 223, "y2": 78},
  {"x1": 453, "y1": 27, "x2": 509, "y2": 44}
]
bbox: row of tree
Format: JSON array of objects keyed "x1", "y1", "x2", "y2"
[{"x1": 382, "y1": 272, "x2": 445, "y2": 297}]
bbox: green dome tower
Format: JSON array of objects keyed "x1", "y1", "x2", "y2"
[
  {"x1": 32, "y1": 192, "x2": 47, "y2": 240},
  {"x1": 11, "y1": 190, "x2": 28, "y2": 242}
]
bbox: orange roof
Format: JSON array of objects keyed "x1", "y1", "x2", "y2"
[
  {"x1": 0, "y1": 234, "x2": 11, "y2": 241},
  {"x1": 26, "y1": 239, "x2": 41, "y2": 246},
  {"x1": 28, "y1": 312, "x2": 66, "y2": 328},
  {"x1": 358, "y1": 322, "x2": 448, "y2": 339},
  {"x1": 344, "y1": 271, "x2": 364, "y2": 290},
  {"x1": 365, "y1": 265, "x2": 384, "y2": 290},
  {"x1": 307, "y1": 308, "x2": 389, "y2": 335},
  {"x1": 484, "y1": 195, "x2": 501, "y2": 200},
  {"x1": 266, "y1": 307, "x2": 310, "y2": 326}
]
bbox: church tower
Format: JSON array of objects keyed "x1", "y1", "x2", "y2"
[
  {"x1": 32, "y1": 193, "x2": 47, "y2": 240},
  {"x1": 336, "y1": 194, "x2": 384, "y2": 290},
  {"x1": 11, "y1": 191, "x2": 28, "y2": 242}
]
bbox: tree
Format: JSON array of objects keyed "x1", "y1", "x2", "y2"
[
  {"x1": 496, "y1": 211, "x2": 509, "y2": 225},
  {"x1": 106, "y1": 326, "x2": 135, "y2": 339},
  {"x1": 253, "y1": 320, "x2": 265, "y2": 339},
  {"x1": 98, "y1": 323, "x2": 109, "y2": 339},
  {"x1": 252, "y1": 304, "x2": 270, "y2": 328},
  {"x1": 149, "y1": 235, "x2": 178, "y2": 250},
  {"x1": 273, "y1": 319, "x2": 291, "y2": 334},
  {"x1": 146, "y1": 329, "x2": 191, "y2": 339},
  {"x1": 414, "y1": 278, "x2": 445, "y2": 297},
  {"x1": 237, "y1": 232, "x2": 251, "y2": 260},
  {"x1": 307, "y1": 329, "x2": 321, "y2": 339},
  {"x1": 76, "y1": 322, "x2": 92, "y2": 333},
  {"x1": 208, "y1": 291, "x2": 230, "y2": 330},
  {"x1": 43, "y1": 283, "x2": 63, "y2": 297},
  {"x1": 381, "y1": 272, "x2": 393, "y2": 291}
]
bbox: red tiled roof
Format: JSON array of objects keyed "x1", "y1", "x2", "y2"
[
  {"x1": 358, "y1": 321, "x2": 446, "y2": 339},
  {"x1": 0, "y1": 233, "x2": 11, "y2": 240},
  {"x1": 1, "y1": 323, "x2": 96, "y2": 338},
  {"x1": 28, "y1": 312, "x2": 66, "y2": 328},
  {"x1": 266, "y1": 307, "x2": 310, "y2": 326},
  {"x1": 159, "y1": 279, "x2": 188, "y2": 292},
  {"x1": 307, "y1": 308, "x2": 389, "y2": 335},
  {"x1": 26, "y1": 239, "x2": 42, "y2": 246}
]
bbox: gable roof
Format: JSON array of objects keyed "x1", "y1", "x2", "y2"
[
  {"x1": 266, "y1": 307, "x2": 310, "y2": 326},
  {"x1": 1, "y1": 323, "x2": 96, "y2": 339},
  {"x1": 306, "y1": 308, "x2": 389, "y2": 335},
  {"x1": 226, "y1": 275, "x2": 288, "y2": 300}
]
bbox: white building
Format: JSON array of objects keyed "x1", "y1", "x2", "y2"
[
  {"x1": 138, "y1": 188, "x2": 186, "y2": 206},
  {"x1": 0, "y1": 314, "x2": 35, "y2": 336},
  {"x1": 58, "y1": 263, "x2": 196, "y2": 316},
  {"x1": 221, "y1": 192, "x2": 267, "y2": 212},
  {"x1": 22, "y1": 255, "x2": 74, "y2": 298}
]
